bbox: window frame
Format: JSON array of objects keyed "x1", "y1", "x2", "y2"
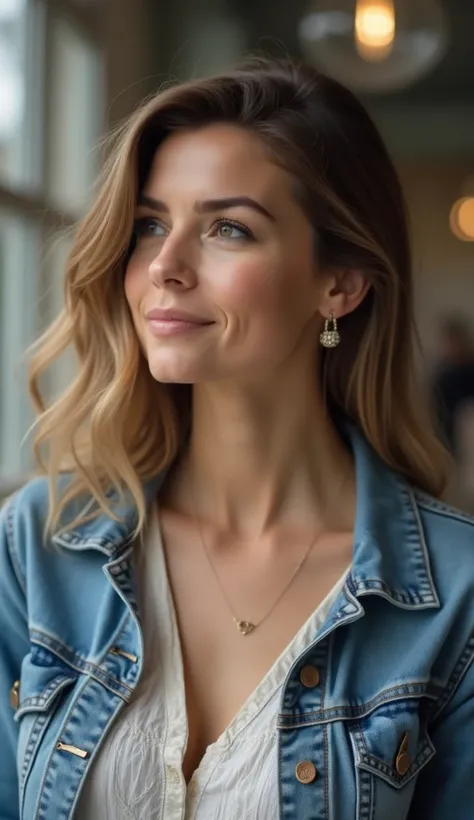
[{"x1": 0, "y1": 0, "x2": 104, "y2": 488}]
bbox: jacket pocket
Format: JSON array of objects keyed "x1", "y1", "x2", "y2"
[
  {"x1": 14, "y1": 654, "x2": 78, "y2": 815},
  {"x1": 348, "y1": 696, "x2": 436, "y2": 820}
]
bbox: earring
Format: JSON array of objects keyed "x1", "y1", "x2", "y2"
[{"x1": 320, "y1": 312, "x2": 340, "y2": 348}]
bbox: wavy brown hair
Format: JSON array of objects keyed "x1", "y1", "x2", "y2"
[{"x1": 27, "y1": 55, "x2": 450, "y2": 539}]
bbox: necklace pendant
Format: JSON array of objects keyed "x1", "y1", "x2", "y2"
[{"x1": 235, "y1": 620, "x2": 256, "y2": 636}]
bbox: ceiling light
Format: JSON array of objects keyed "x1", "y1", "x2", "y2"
[
  {"x1": 298, "y1": 0, "x2": 449, "y2": 93},
  {"x1": 450, "y1": 198, "x2": 474, "y2": 243}
]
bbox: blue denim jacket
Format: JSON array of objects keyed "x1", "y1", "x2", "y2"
[{"x1": 1, "y1": 426, "x2": 474, "y2": 820}]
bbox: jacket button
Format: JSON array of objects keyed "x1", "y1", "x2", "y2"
[
  {"x1": 396, "y1": 752, "x2": 411, "y2": 776},
  {"x1": 295, "y1": 760, "x2": 318, "y2": 784},
  {"x1": 10, "y1": 680, "x2": 20, "y2": 710},
  {"x1": 300, "y1": 665, "x2": 320, "y2": 688},
  {"x1": 395, "y1": 732, "x2": 412, "y2": 776}
]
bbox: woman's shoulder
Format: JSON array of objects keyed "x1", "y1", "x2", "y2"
[
  {"x1": 2, "y1": 472, "x2": 84, "y2": 530},
  {"x1": 2, "y1": 474, "x2": 50, "y2": 516},
  {"x1": 414, "y1": 488, "x2": 474, "y2": 539},
  {"x1": 412, "y1": 488, "x2": 474, "y2": 592},
  {"x1": 0, "y1": 473, "x2": 93, "y2": 571}
]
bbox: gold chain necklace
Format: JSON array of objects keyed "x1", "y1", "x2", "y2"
[{"x1": 190, "y1": 482, "x2": 322, "y2": 637}]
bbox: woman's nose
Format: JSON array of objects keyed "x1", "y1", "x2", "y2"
[{"x1": 148, "y1": 242, "x2": 197, "y2": 290}]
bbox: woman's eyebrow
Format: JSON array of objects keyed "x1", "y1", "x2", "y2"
[{"x1": 137, "y1": 194, "x2": 276, "y2": 222}]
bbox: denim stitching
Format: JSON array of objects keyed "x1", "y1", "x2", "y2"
[
  {"x1": 354, "y1": 579, "x2": 437, "y2": 607},
  {"x1": 415, "y1": 492, "x2": 474, "y2": 526},
  {"x1": 20, "y1": 711, "x2": 45, "y2": 783},
  {"x1": 350, "y1": 724, "x2": 373, "y2": 820},
  {"x1": 408, "y1": 488, "x2": 440, "y2": 606},
  {"x1": 68, "y1": 693, "x2": 130, "y2": 819},
  {"x1": 52, "y1": 530, "x2": 133, "y2": 555},
  {"x1": 30, "y1": 629, "x2": 133, "y2": 700},
  {"x1": 15, "y1": 674, "x2": 76, "y2": 715},
  {"x1": 18, "y1": 676, "x2": 77, "y2": 817},
  {"x1": 108, "y1": 560, "x2": 140, "y2": 617},
  {"x1": 5, "y1": 494, "x2": 27, "y2": 594},
  {"x1": 19, "y1": 711, "x2": 49, "y2": 816},
  {"x1": 357, "y1": 739, "x2": 435, "y2": 787},
  {"x1": 278, "y1": 682, "x2": 441, "y2": 727},
  {"x1": 33, "y1": 674, "x2": 92, "y2": 819},
  {"x1": 430, "y1": 632, "x2": 474, "y2": 721},
  {"x1": 322, "y1": 722, "x2": 329, "y2": 820}
]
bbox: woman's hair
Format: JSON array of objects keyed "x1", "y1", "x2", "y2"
[{"x1": 27, "y1": 55, "x2": 451, "y2": 539}]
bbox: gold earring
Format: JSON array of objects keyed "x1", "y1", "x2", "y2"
[{"x1": 320, "y1": 312, "x2": 340, "y2": 348}]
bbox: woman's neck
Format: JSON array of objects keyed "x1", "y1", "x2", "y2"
[{"x1": 169, "y1": 371, "x2": 356, "y2": 539}]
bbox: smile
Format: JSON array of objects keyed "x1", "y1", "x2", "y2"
[{"x1": 146, "y1": 318, "x2": 215, "y2": 337}]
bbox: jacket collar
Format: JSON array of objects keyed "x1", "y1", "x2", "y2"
[
  {"x1": 346, "y1": 425, "x2": 439, "y2": 609},
  {"x1": 52, "y1": 424, "x2": 439, "y2": 610}
]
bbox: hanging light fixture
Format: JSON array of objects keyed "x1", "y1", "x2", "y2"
[
  {"x1": 354, "y1": 0, "x2": 395, "y2": 62},
  {"x1": 450, "y1": 176, "x2": 474, "y2": 243},
  {"x1": 297, "y1": 0, "x2": 449, "y2": 93}
]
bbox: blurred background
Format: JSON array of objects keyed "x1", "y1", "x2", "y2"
[{"x1": 1, "y1": 0, "x2": 474, "y2": 507}]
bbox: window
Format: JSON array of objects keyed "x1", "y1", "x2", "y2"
[
  {"x1": 0, "y1": 0, "x2": 104, "y2": 484},
  {"x1": 0, "y1": 0, "x2": 36, "y2": 189}
]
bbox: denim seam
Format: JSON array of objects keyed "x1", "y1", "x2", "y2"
[
  {"x1": 322, "y1": 636, "x2": 330, "y2": 820},
  {"x1": 53, "y1": 531, "x2": 131, "y2": 554},
  {"x1": 415, "y1": 493, "x2": 474, "y2": 527},
  {"x1": 353, "y1": 740, "x2": 435, "y2": 786},
  {"x1": 67, "y1": 693, "x2": 129, "y2": 819},
  {"x1": 5, "y1": 494, "x2": 27, "y2": 595},
  {"x1": 430, "y1": 633, "x2": 474, "y2": 721},
  {"x1": 33, "y1": 673, "x2": 92, "y2": 819},
  {"x1": 323, "y1": 721, "x2": 329, "y2": 820},
  {"x1": 277, "y1": 726, "x2": 284, "y2": 818},
  {"x1": 19, "y1": 710, "x2": 50, "y2": 817},
  {"x1": 351, "y1": 723, "x2": 373, "y2": 820},
  {"x1": 15, "y1": 674, "x2": 77, "y2": 715},
  {"x1": 278, "y1": 683, "x2": 441, "y2": 727},
  {"x1": 30, "y1": 628, "x2": 133, "y2": 700},
  {"x1": 408, "y1": 487, "x2": 440, "y2": 606},
  {"x1": 354, "y1": 579, "x2": 437, "y2": 607}
]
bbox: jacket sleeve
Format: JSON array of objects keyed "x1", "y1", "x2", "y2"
[
  {"x1": 0, "y1": 497, "x2": 30, "y2": 820},
  {"x1": 408, "y1": 655, "x2": 474, "y2": 818}
]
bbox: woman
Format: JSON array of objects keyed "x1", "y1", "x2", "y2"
[{"x1": 1, "y1": 56, "x2": 473, "y2": 820}]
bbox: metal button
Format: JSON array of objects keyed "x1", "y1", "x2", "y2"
[
  {"x1": 300, "y1": 665, "x2": 320, "y2": 688},
  {"x1": 395, "y1": 732, "x2": 412, "y2": 776},
  {"x1": 10, "y1": 680, "x2": 20, "y2": 710},
  {"x1": 295, "y1": 760, "x2": 318, "y2": 784},
  {"x1": 396, "y1": 752, "x2": 411, "y2": 776}
]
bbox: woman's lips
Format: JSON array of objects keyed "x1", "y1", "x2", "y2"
[
  {"x1": 146, "y1": 318, "x2": 215, "y2": 336},
  {"x1": 145, "y1": 308, "x2": 215, "y2": 336}
]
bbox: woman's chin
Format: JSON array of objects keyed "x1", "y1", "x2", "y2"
[{"x1": 147, "y1": 357, "x2": 201, "y2": 385}]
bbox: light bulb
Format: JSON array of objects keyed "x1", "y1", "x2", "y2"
[
  {"x1": 298, "y1": 0, "x2": 449, "y2": 94},
  {"x1": 355, "y1": 0, "x2": 395, "y2": 62},
  {"x1": 450, "y1": 198, "x2": 474, "y2": 242}
]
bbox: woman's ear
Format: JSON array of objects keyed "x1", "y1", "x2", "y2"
[{"x1": 318, "y1": 268, "x2": 371, "y2": 319}]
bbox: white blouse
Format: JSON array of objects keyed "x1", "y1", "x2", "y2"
[{"x1": 77, "y1": 508, "x2": 349, "y2": 820}]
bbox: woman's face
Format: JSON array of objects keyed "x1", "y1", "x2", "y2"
[{"x1": 124, "y1": 123, "x2": 324, "y2": 384}]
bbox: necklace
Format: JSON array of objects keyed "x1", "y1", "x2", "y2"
[{"x1": 190, "y1": 482, "x2": 322, "y2": 636}]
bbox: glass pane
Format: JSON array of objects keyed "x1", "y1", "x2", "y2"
[
  {"x1": 0, "y1": 0, "x2": 29, "y2": 185},
  {"x1": 0, "y1": 210, "x2": 40, "y2": 478},
  {"x1": 47, "y1": 15, "x2": 104, "y2": 214}
]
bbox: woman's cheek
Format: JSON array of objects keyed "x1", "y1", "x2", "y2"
[{"x1": 213, "y1": 259, "x2": 281, "y2": 311}]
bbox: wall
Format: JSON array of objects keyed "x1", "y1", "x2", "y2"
[
  {"x1": 102, "y1": 0, "x2": 165, "y2": 124},
  {"x1": 398, "y1": 163, "x2": 474, "y2": 363}
]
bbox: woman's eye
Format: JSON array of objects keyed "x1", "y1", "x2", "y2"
[
  {"x1": 214, "y1": 220, "x2": 253, "y2": 240},
  {"x1": 134, "y1": 217, "x2": 166, "y2": 238}
]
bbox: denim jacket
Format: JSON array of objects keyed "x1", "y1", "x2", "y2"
[{"x1": 1, "y1": 426, "x2": 474, "y2": 820}]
